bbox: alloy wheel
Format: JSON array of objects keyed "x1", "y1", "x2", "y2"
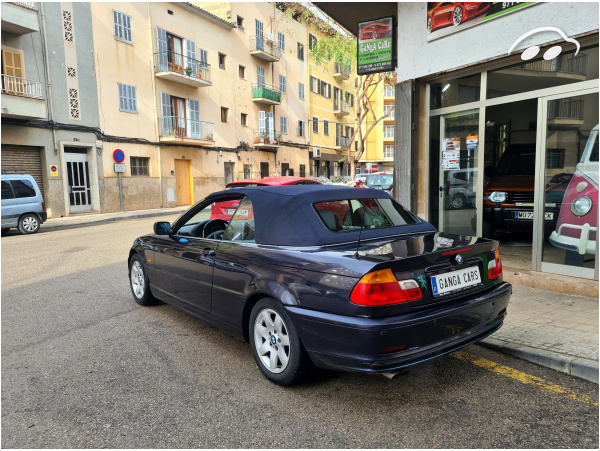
[
  {"x1": 130, "y1": 260, "x2": 145, "y2": 299},
  {"x1": 453, "y1": 7, "x2": 463, "y2": 25},
  {"x1": 253, "y1": 308, "x2": 291, "y2": 374}
]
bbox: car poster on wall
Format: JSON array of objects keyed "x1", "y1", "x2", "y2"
[
  {"x1": 426, "y1": 2, "x2": 536, "y2": 41},
  {"x1": 357, "y1": 16, "x2": 395, "y2": 75}
]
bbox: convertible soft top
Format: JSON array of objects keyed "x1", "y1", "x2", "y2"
[{"x1": 205, "y1": 185, "x2": 436, "y2": 247}]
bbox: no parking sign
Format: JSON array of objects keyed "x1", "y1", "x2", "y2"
[{"x1": 113, "y1": 149, "x2": 125, "y2": 163}]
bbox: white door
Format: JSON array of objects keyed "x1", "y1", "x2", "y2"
[{"x1": 65, "y1": 151, "x2": 92, "y2": 213}]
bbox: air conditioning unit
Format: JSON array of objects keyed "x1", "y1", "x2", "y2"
[
  {"x1": 265, "y1": 32, "x2": 275, "y2": 43},
  {"x1": 313, "y1": 148, "x2": 321, "y2": 158}
]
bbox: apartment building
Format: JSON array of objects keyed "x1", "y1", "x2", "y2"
[
  {"x1": 1, "y1": 2, "x2": 102, "y2": 218},
  {"x1": 306, "y1": 25, "x2": 356, "y2": 178},
  {"x1": 359, "y1": 81, "x2": 395, "y2": 174}
]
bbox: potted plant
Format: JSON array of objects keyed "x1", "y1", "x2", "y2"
[
  {"x1": 259, "y1": 131, "x2": 268, "y2": 144},
  {"x1": 275, "y1": 133, "x2": 282, "y2": 145},
  {"x1": 204, "y1": 133, "x2": 213, "y2": 140},
  {"x1": 185, "y1": 67, "x2": 193, "y2": 76}
]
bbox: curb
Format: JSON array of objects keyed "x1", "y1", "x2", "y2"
[
  {"x1": 479, "y1": 337, "x2": 599, "y2": 384},
  {"x1": 43, "y1": 209, "x2": 188, "y2": 231}
]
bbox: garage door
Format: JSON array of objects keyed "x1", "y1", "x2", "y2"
[{"x1": 1, "y1": 146, "x2": 44, "y2": 201}]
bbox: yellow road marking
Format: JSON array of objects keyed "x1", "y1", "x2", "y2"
[{"x1": 452, "y1": 351, "x2": 598, "y2": 407}]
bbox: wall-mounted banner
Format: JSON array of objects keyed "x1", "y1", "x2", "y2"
[
  {"x1": 427, "y1": 2, "x2": 536, "y2": 41},
  {"x1": 357, "y1": 16, "x2": 395, "y2": 75}
]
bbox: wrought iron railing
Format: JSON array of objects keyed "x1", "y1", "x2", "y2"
[
  {"x1": 548, "y1": 98, "x2": 584, "y2": 120},
  {"x1": 517, "y1": 54, "x2": 588, "y2": 76},
  {"x1": 249, "y1": 35, "x2": 282, "y2": 60},
  {"x1": 154, "y1": 51, "x2": 211, "y2": 83},
  {"x1": 13, "y1": 2, "x2": 36, "y2": 10},
  {"x1": 334, "y1": 100, "x2": 349, "y2": 113},
  {"x1": 253, "y1": 129, "x2": 283, "y2": 145},
  {"x1": 159, "y1": 116, "x2": 214, "y2": 140},
  {"x1": 1, "y1": 74, "x2": 43, "y2": 98},
  {"x1": 251, "y1": 83, "x2": 281, "y2": 103},
  {"x1": 334, "y1": 62, "x2": 351, "y2": 78}
]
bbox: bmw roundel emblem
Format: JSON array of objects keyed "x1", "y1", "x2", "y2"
[{"x1": 455, "y1": 254, "x2": 463, "y2": 264}]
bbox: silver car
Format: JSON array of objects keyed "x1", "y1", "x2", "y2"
[{"x1": 1, "y1": 172, "x2": 47, "y2": 235}]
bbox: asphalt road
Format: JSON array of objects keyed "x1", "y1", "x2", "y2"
[{"x1": 2, "y1": 218, "x2": 598, "y2": 448}]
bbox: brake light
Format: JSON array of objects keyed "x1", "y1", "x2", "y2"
[
  {"x1": 42, "y1": 202, "x2": 45, "y2": 211},
  {"x1": 350, "y1": 269, "x2": 422, "y2": 306},
  {"x1": 488, "y1": 248, "x2": 503, "y2": 280}
]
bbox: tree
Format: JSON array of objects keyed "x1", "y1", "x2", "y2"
[{"x1": 276, "y1": 2, "x2": 396, "y2": 177}]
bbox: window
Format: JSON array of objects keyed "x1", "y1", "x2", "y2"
[
  {"x1": 298, "y1": 82, "x2": 305, "y2": 100},
  {"x1": 297, "y1": 42, "x2": 304, "y2": 61},
  {"x1": 1, "y1": 181, "x2": 14, "y2": 200},
  {"x1": 546, "y1": 149, "x2": 565, "y2": 169},
  {"x1": 297, "y1": 120, "x2": 305, "y2": 137},
  {"x1": 260, "y1": 162, "x2": 269, "y2": 178},
  {"x1": 308, "y1": 33, "x2": 317, "y2": 50},
  {"x1": 221, "y1": 107, "x2": 229, "y2": 123},
  {"x1": 239, "y1": 65, "x2": 246, "y2": 79},
  {"x1": 118, "y1": 83, "x2": 137, "y2": 113},
  {"x1": 310, "y1": 76, "x2": 319, "y2": 94},
  {"x1": 237, "y1": 15, "x2": 244, "y2": 30},
  {"x1": 10, "y1": 180, "x2": 36, "y2": 198},
  {"x1": 384, "y1": 124, "x2": 394, "y2": 139},
  {"x1": 384, "y1": 145, "x2": 394, "y2": 159},
  {"x1": 322, "y1": 82, "x2": 331, "y2": 98},
  {"x1": 312, "y1": 116, "x2": 319, "y2": 134},
  {"x1": 113, "y1": 10, "x2": 132, "y2": 43},
  {"x1": 222, "y1": 196, "x2": 256, "y2": 243},
  {"x1": 279, "y1": 74, "x2": 286, "y2": 94},
  {"x1": 299, "y1": 164, "x2": 306, "y2": 178},
  {"x1": 383, "y1": 84, "x2": 395, "y2": 97},
  {"x1": 345, "y1": 92, "x2": 354, "y2": 106},
  {"x1": 241, "y1": 113, "x2": 248, "y2": 127},
  {"x1": 218, "y1": 53, "x2": 226, "y2": 70},
  {"x1": 257, "y1": 65, "x2": 265, "y2": 86},
  {"x1": 243, "y1": 164, "x2": 252, "y2": 179},
  {"x1": 384, "y1": 104, "x2": 394, "y2": 118},
  {"x1": 323, "y1": 120, "x2": 329, "y2": 135},
  {"x1": 131, "y1": 157, "x2": 149, "y2": 176},
  {"x1": 278, "y1": 31, "x2": 285, "y2": 51},
  {"x1": 280, "y1": 116, "x2": 288, "y2": 134},
  {"x1": 314, "y1": 198, "x2": 419, "y2": 233}
]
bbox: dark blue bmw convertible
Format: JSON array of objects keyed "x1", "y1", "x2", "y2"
[{"x1": 128, "y1": 185, "x2": 511, "y2": 385}]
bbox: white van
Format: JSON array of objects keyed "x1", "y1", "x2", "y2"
[{"x1": 1, "y1": 172, "x2": 47, "y2": 235}]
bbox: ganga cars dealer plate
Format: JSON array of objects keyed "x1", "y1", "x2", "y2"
[
  {"x1": 431, "y1": 266, "x2": 481, "y2": 296},
  {"x1": 515, "y1": 212, "x2": 554, "y2": 220}
]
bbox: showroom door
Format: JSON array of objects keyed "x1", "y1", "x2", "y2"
[{"x1": 535, "y1": 90, "x2": 599, "y2": 280}]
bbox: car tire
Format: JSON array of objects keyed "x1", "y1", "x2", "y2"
[
  {"x1": 452, "y1": 193, "x2": 466, "y2": 209},
  {"x1": 249, "y1": 298, "x2": 313, "y2": 386},
  {"x1": 129, "y1": 254, "x2": 157, "y2": 306},
  {"x1": 372, "y1": 30, "x2": 378, "y2": 40},
  {"x1": 18, "y1": 214, "x2": 40, "y2": 234},
  {"x1": 452, "y1": 6, "x2": 463, "y2": 26}
]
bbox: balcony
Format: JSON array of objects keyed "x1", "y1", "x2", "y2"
[
  {"x1": 547, "y1": 98, "x2": 585, "y2": 126},
  {"x1": 333, "y1": 100, "x2": 349, "y2": 117},
  {"x1": 249, "y1": 35, "x2": 281, "y2": 63},
  {"x1": 159, "y1": 116, "x2": 215, "y2": 146},
  {"x1": 1, "y1": 2, "x2": 39, "y2": 34},
  {"x1": 1, "y1": 74, "x2": 45, "y2": 119},
  {"x1": 253, "y1": 129, "x2": 283, "y2": 149},
  {"x1": 252, "y1": 83, "x2": 281, "y2": 105},
  {"x1": 335, "y1": 135, "x2": 350, "y2": 149},
  {"x1": 333, "y1": 62, "x2": 351, "y2": 81},
  {"x1": 154, "y1": 51, "x2": 212, "y2": 88}
]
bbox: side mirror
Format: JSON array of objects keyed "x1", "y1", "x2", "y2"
[{"x1": 154, "y1": 221, "x2": 171, "y2": 235}]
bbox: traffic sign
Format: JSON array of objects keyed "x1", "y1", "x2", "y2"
[
  {"x1": 114, "y1": 163, "x2": 126, "y2": 173},
  {"x1": 113, "y1": 149, "x2": 125, "y2": 163}
]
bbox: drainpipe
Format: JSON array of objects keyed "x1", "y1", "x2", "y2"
[{"x1": 147, "y1": 2, "x2": 163, "y2": 207}]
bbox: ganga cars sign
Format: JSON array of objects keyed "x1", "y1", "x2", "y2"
[{"x1": 357, "y1": 17, "x2": 395, "y2": 75}]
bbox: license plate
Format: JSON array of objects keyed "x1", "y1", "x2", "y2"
[
  {"x1": 226, "y1": 209, "x2": 236, "y2": 215},
  {"x1": 226, "y1": 208, "x2": 249, "y2": 216},
  {"x1": 431, "y1": 266, "x2": 481, "y2": 296},
  {"x1": 515, "y1": 212, "x2": 553, "y2": 220}
]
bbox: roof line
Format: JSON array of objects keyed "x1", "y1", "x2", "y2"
[{"x1": 177, "y1": 2, "x2": 237, "y2": 29}]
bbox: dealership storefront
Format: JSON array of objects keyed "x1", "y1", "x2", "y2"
[{"x1": 316, "y1": 2, "x2": 599, "y2": 283}]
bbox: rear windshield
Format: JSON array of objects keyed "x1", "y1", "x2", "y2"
[
  {"x1": 226, "y1": 183, "x2": 265, "y2": 189},
  {"x1": 313, "y1": 198, "x2": 420, "y2": 232},
  {"x1": 366, "y1": 174, "x2": 393, "y2": 187}
]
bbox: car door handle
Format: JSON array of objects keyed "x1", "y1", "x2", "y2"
[{"x1": 203, "y1": 249, "x2": 216, "y2": 257}]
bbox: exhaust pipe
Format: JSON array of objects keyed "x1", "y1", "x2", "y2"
[{"x1": 381, "y1": 369, "x2": 410, "y2": 380}]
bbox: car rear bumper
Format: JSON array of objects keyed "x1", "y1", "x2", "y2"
[
  {"x1": 286, "y1": 282, "x2": 511, "y2": 373},
  {"x1": 39, "y1": 211, "x2": 47, "y2": 223}
]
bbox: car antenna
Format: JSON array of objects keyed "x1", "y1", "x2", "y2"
[{"x1": 354, "y1": 203, "x2": 367, "y2": 259}]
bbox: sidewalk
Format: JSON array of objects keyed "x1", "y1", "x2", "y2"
[{"x1": 42, "y1": 208, "x2": 599, "y2": 383}]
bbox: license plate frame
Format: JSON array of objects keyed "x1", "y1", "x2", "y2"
[
  {"x1": 515, "y1": 211, "x2": 554, "y2": 220},
  {"x1": 430, "y1": 265, "x2": 482, "y2": 296}
]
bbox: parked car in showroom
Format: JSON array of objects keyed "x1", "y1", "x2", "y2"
[
  {"x1": 483, "y1": 144, "x2": 563, "y2": 238},
  {"x1": 128, "y1": 185, "x2": 511, "y2": 386},
  {"x1": 211, "y1": 176, "x2": 321, "y2": 220},
  {"x1": 550, "y1": 125, "x2": 598, "y2": 255}
]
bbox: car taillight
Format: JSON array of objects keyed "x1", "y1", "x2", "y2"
[
  {"x1": 446, "y1": 180, "x2": 450, "y2": 193},
  {"x1": 350, "y1": 268, "x2": 422, "y2": 306},
  {"x1": 488, "y1": 248, "x2": 503, "y2": 280},
  {"x1": 42, "y1": 202, "x2": 45, "y2": 211}
]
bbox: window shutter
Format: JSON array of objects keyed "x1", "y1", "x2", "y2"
[
  {"x1": 124, "y1": 14, "x2": 131, "y2": 42},
  {"x1": 157, "y1": 27, "x2": 168, "y2": 71},
  {"x1": 266, "y1": 112, "x2": 274, "y2": 140},
  {"x1": 131, "y1": 86, "x2": 137, "y2": 112},
  {"x1": 161, "y1": 92, "x2": 172, "y2": 136},
  {"x1": 185, "y1": 39, "x2": 197, "y2": 76},
  {"x1": 118, "y1": 84, "x2": 124, "y2": 110},
  {"x1": 259, "y1": 110, "x2": 266, "y2": 133},
  {"x1": 113, "y1": 10, "x2": 121, "y2": 40},
  {"x1": 257, "y1": 66, "x2": 265, "y2": 86},
  {"x1": 189, "y1": 99, "x2": 200, "y2": 138}
]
